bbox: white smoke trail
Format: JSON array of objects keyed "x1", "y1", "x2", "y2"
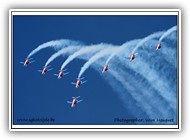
[
  {"x1": 106, "y1": 69, "x2": 168, "y2": 119},
  {"x1": 110, "y1": 66, "x2": 175, "y2": 120},
  {"x1": 105, "y1": 47, "x2": 127, "y2": 65},
  {"x1": 132, "y1": 31, "x2": 164, "y2": 54},
  {"x1": 71, "y1": 53, "x2": 175, "y2": 121},
  {"x1": 64, "y1": 53, "x2": 151, "y2": 120},
  {"x1": 27, "y1": 39, "x2": 81, "y2": 58},
  {"x1": 159, "y1": 25, "x2": 177, "y2": 42},
  {"x1": 98, "y1": 54, "x2": 176, "y2": 121},
  {"x1": 78, "y1": 47, "x2": 117, "y2": 78},
  {"x1": 83, "y1": 56, "x2": 173, "y2": 121},
  {"x1": 93, "y1": 37, "x2": 176, "y2": 119},
  {"x1": 50, "y1": 37, "x2": 176, "y2": 122},
  {"x1": 60, "y1": 43, "x2": 111, "y2": 70},
  {"x1": 72, "y1": 27, "x2": 176, "y2": 123},
  {"x1": 120, "y1": 45, "x2": 177, "y2": 111},
  {"x1": 105, "y1": 39, "x2": 140, "y2": 65},
  {"x1": 91, "y1": 62, "x2": 151, "y2": 121},
  {"x1": 30, "y1": 26, "x2": 177, "y2": 123},
  {"x1": 133, "y1": 38, "x2": 177, "y2": 67},
  {"x1": 44, "y1": 46, "x2": 81, "y2": 67},
  {"x1": 114, "y1": 38, "x2": 177, "y2": 112},
  {"x1": 103, "y1": 40, "x2": 176, "y2": 117}
]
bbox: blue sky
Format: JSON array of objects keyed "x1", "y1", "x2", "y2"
[{"x1": 13, "y1": 15, "x2": 177, "y2": 125}]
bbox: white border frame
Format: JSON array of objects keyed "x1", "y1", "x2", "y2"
[{"x1": 9, "y1": 9, "x2": 181, "y2": 131}]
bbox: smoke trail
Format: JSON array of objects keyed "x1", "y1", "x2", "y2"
[
  {"x1": 159, "y1": 25, "x2": 177, "y2": 43},
  {"x1": 71, "y1": 27, "x2": 177, "y2": 123},
  {"x1": 118, "y1": 37, "x2": 177, "y2": 111},
  {"x1": 127, "y1": 59, "x2": 176, "y2": 110},
  {"x1": 44, "y1": 46, "x2": 81, "y2": 67},
  {"x1": 132, "y1": 31, "x2": 164, "y2": 54},
  {"x1": 105, "y1": 39, "x2": 140, "y2": 65},
  {"x1": 78, "y1": 47, "x2": 117, "y2": 78},
  {"x1": 27, "y1": 39, "x2": 81, "y2": 58},
  {"x1": 63, "y1": 52, "x2": 151, "y2": 122},
  {"x1": 83, "y1": 55, "x2": 174, "y2": 122},
  {"x1": 96, "y1": 34, "x2": 176, "y2": 120},
  {"x1": 60, "y1": 43, "x2": 111, "y2": 70},
  {"x1": 74, "y1": 53, "x2": 175, "y2": 123},
  {"x1": 107, "y1": 68, "x2": 174, "y2": 120},
  {"x1": 50, "y1": 33, "x2": 177, "y2": 123},
  {"x1": 58, "y1": 50, "x2": 150, "y2": 120},
  {"x1": 90, "y1": 62, "x2": 151, "y2": 123},
  {"x1": 98, "y1": 52, "x2": 176, "y2": 122},
  {"x1": 105, "y1": 46, "x2": 127, "y2": 65},
  {"x1": 104, "y1": 40, "x2": 176, "y2": 118}
]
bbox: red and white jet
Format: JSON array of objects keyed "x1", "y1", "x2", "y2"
[
  {"x1": 156, "y1": 43, "x2": 161, "y2": 50},
  {"x1": 102, "y1": 65, "x2": 108, "y2": 73},
  {"x1": 20, "y1": 58, "x2": 35, "y2": 66},
  {"x1": 53, "y1": 69, "x2": 69, "y2": 79},
  {"x1": 71, "y1": 77, "x2": 87, "y2": 88},
  {"x1": 129, "y1": 54, "x2": 135, "y2": 62},
  {"x1": 38, "y1": 65, "x2": 53, "y2": 75},
  {"x1": 125, "y1": 53, "x2": 138, "y2": 62},
  {"x1": 66, "y1": 96, "x2": 83, "y2": 108}
]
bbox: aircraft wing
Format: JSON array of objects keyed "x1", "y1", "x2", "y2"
[
  {"x1": 47, "y1": 68, "x2": 53, "y2": 71},
  {"x1": 81, "y1": 80, "x2": 87, "y2": 84},
  {"x1": 63, "y1": 72, "x2": 69, "y2": 76},
  {"x1": 53, "y1": 74, "x2": 58, "y2": 77},
  {"x1": 80, "y1": 77, "x2": 85, "y2": 80},
  {"x1": 66, "y1": 101, "x2": 72, "y2": 104},
  {"x1": 37, "y1": 70, "x2": 42, "y2": 72},
  {"x1": 19, "y1": 62, "x2": 24, "y2": 64},
  {"x1": 71, "y1": 82, "x2": 76, "y2": 85},
  {"x1": 30, "y1": 60, "x2": 35, "y2": 64},
  {"x1": 72, "y1": 96, "x2": 80, "y2": 99},
  {"x1": 77, "y1": 100, "x2": 83, "y2": 103}
]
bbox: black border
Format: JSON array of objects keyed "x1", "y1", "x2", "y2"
[{"x1": 10, "y1": 10, "x2": 180, "y2": 130}]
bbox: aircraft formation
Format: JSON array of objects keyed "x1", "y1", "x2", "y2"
[
  {"x1": 20, "y1": 26, "x2": 177, "y2": 108},
  {"x1": 20, "y1": 42, "x2": 163, "y2": 107}
]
